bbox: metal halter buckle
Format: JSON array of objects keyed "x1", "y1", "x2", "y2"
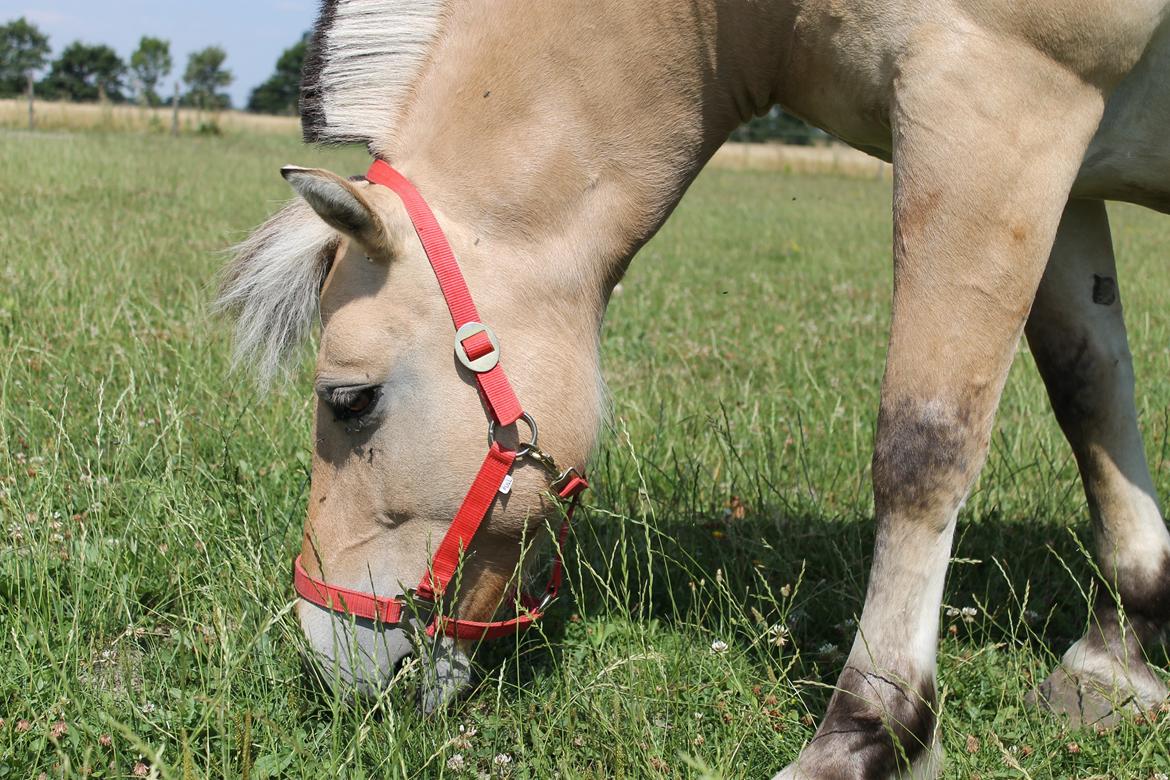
[
  {"x1": 488, "y1": 412, "x2": 539, "y2": 459},
  {"x1": 397, "y1": 588, "x2": 438, "y2": 625},
  {"x1": 454, "y1": 321, "x2": 500, "y2": 372}
]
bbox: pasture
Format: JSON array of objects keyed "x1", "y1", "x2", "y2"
[{"x1": 2, "y1": 129, "x2": 1169, "y2": 778}]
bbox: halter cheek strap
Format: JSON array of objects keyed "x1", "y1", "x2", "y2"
[
  {"x1": 293, "y1": 159, "x2": 588, "y2": 641},
  {"x1": 364, "y1": 161, "x2": 522, "y2": 426}
]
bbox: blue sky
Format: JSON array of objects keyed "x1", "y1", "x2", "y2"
[{"x1": 1, "y1": 1, "x2": 318, "y2": 107}]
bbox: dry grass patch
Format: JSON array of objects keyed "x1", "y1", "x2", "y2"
[
  {"x1": 0, "y1": 99, "x2": 300, "y2": 135},
  {"x1": 710, "y1": 141, "x2": 892, "y2": 179}
]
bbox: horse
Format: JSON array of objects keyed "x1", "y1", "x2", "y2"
[{"x1": 216, "y1": 1, "x2": 1170, "y2": 776}]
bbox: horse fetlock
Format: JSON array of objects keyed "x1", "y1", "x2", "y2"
[
  {"x1": 1028, "y1": 589, "x2": 1170, "y2": 728},
  {"x1": 774, "y1": 744, "x2": 940, "y2": 780},
  {"x1": 781, "y1": 667, "x2": 940, "y2": 780},
  {"x1": 1110, "y1": 551, "x2": 1170, "y2": 630}
]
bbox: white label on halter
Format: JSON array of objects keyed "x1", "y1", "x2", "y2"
[{"x1": 498, "y1": 474, "x2": 514, "y2": 495}]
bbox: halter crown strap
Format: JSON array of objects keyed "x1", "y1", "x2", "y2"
[{"x1": 365, "y1": 159, "x2": 523, "y2": 427}]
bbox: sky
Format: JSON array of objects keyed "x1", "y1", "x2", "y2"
[{"x1": 1, "y1": 0, "x2": 318, "y2": 107}]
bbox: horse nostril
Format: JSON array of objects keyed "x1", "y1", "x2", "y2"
[{"x1": 392, "y1": 648, "x2": 414, "y2": 676}]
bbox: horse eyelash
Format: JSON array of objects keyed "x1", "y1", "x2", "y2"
[{"x1": 323, "y1": 385, "x2": 380, "y2": 407}]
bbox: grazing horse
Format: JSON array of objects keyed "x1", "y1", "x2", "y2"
[{"x1": 218, "y1": 0, "x2": 1170, "y2": 776}]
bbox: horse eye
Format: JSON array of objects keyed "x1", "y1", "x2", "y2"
[{"x1": 328, "y1": 387, "x2": 380, "y2": 421}]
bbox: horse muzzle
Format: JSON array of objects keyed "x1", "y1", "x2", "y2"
[{"x1": 298, "y1": 598, "x2": 474, "y2": 712}]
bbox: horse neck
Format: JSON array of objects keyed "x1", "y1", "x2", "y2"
[{"x1": 379, "y1": 0, "x2": 793, "y2": 306}]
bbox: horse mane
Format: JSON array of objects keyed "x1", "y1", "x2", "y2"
[
  {"x1": 301, "y1": 0, "x2": 445, "y2": 145},
  {"x1": 215, "y1": 199, "x2": 340, "y2": 384},
  {"x1": 219, "y1": 0, "x2": 444, "y2": 381}
]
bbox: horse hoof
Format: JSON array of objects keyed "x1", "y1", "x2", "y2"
[{"x1": 1026, "y1": 663, "x2": 1167, "y2": 728}]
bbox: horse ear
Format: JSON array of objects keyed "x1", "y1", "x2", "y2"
[{"x1": 281, "y1": 166, "x2": 387, "y2": 252}]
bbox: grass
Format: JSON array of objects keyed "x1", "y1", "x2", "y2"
[{"x1": 1, "y1": 128, "x2": 1169, "y2": 779}]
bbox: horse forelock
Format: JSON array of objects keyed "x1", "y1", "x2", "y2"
[
  {"x1": 301, "y1": 0, "x2": 446, "y2": 145},
  {"x1": 215, "y1": 199, "x2": 340, "y2": 385}
]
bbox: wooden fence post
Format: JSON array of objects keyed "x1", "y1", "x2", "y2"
[
  {"x1": 171, "y1": 82, "x2": 180, "y2": 136},
  {"x1": 27, "y1": 74, "x2": 34, "y2": 131}
]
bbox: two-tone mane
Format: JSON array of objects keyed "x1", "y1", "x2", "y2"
[
  {"x1": 300, "y1": 0, "x2": 443, "y2": 146},
  {"x1": 218, "y1": 0, "x2": 445, "y2": 381}
]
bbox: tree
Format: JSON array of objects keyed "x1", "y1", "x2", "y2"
[
  {"x1": 730, "y1": 106, "x2": 825, "y2": 145},
  {"x1": 130, "y1": 36, "x2": 171, "y2": 106},
  {"x1": 40, "y1": 42, "x2": 126, "y2": 102},
  {"x1": 0, "y1": 17, "x2": 50, "y2": 97},
  {"x1": 183, "y1": 46, "x2": 232, "y2": 110},
  {"x1": 247, "y1": 33, "x2": 307, "y2": 115}
]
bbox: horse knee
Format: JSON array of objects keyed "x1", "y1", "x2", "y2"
[{"x1": 872, "y1": 398, "x2": 983, "y2": 525}]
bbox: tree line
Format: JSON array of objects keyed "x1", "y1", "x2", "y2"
[
  {"x1": 0, "y1": 16, "x2": 815, "y2": 138},
  {"x1": 0, "y1": 17, "x2": 304, "y2": 114},
  {"x1": 730, "y1": 106, "x2": 827, "y2": 146}
]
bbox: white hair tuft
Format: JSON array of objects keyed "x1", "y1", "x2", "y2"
[{"x1": 215, "y1": 199, "x2": 340, "y2": 385}]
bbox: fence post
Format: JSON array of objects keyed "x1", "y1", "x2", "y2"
[
  {"x1": 27, "y1": 74, "x2": 34, "y2": 131},
  {"x1": 171, "y1": 82, "x2": 180, "y2": 136}
]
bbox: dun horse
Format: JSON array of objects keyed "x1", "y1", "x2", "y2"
[{"x1": 218, "y1": 1, "x2": 1170, "y2": 776}]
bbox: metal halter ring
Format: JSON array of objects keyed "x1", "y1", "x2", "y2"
[
  {"x1": 488, "y1": 412, "x2": 538, "y2": 458},
  {"x1": 454, "y1": 321, "x2": 500, "y2": 373}
]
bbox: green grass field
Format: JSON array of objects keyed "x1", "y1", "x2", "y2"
[{"x1": 2, "y1": 130, "x2": 1169, "y2": 779}]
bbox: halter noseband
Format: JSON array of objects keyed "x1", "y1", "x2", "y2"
[{"x1": 293, "y1": 159, "x2": 588, "y2": 641}]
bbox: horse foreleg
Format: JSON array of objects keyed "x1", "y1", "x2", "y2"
[
  {"x1": 1024, "y1": 197, "x2": 1170, "y2": 726},
  {"x1": 776, "y1": 34, "x2": 1106, "y2": 779}
]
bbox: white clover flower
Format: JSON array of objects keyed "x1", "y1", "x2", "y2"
[
  {"x1": 769, "y1": 623, "x2": 789, "y2": 647},
  {"x1": 493, "y1": 754, "x2": 512, "y2": 767},
  {"x1": 446, "y1": 754, "x2": 465, "y2": 772},
  {"x1": 453, "y1": 723, "x2": 477, "y2": 750},
  {"x1": 710, "y1": 639, "x2": 729, "y2": 654}
]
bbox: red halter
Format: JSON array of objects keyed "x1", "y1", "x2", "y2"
[{"x1": 293, "y1": 159, "x2": 588, "y2": 641}]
